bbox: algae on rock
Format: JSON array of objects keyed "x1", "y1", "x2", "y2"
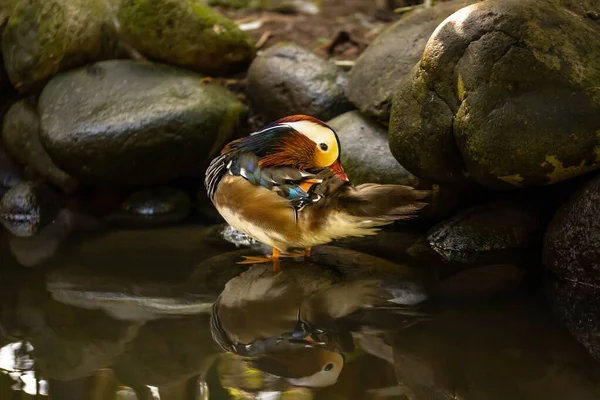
[
  {"x1": 1, "y1": 0, "x2": 120, "y2": 92},
  {"x1": 117, "y1": 0, "x2": 255, "y2": 76},
  {"x1": 389, "y1": 0, "x2": 600, "y2": 189}
]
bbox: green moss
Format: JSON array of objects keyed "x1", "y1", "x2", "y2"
[
  {"x1": 118, "y1": 0, "x2": 255, "y2": 75},
  {"x1": 208, "y1": 0, "x2": 252, "y2": 9}
]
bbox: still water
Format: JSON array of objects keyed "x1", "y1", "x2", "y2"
[{"x1": 1, "y1": 224, "x2": 599, "y2": 400}]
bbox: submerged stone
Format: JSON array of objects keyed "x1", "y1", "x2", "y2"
[{"x1": 38, "y1": 60, "x2": 246, "y2": 185}]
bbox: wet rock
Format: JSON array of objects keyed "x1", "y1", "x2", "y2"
[
  {"x1": 348, "y1": 0, "x2": 480, "y2": 122},
  {"x1": 389, "y1": 0, "x2": 600, "y2": 188},
  {"x1": 0, "y1": 182, "x2": 62, "y2": 237},
  {"x1": 117, "y1": 0, "x2": 255, "y2": 76},
  {"x1": 247, "y1": 43, "x2": 353, "y2": 122},
  {"x1": 0, "y1": 139, "x2": 23, "y2": 198},
  {"x1": 106, "y1": 187, "x2": 192, "y2": 228},
  {"x1": 544, "y1": 173, "x2": 600, "y2": 286},
  {"x1": 39, "y1": 60, "x2": 246, "y2": 186},
  {"x1": 1, "y1": 0, "x2": 120, "y2": 92},
  {"x1": 547, "y1": 278, "x2": 600, "y2": 362},
  {"x1": 435, "y1": 264, "x2": 527, "y2": 299},
  {"x1": 328, "y1": 111, "x2": 417, "y2": 185},
  {"x1": 2, "y1": 97, "x2": 78, "y2": 193},
  {"x1": 426, "y1": 199, "x2": 545, "y2": 263}
]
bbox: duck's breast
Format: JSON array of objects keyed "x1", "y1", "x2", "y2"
[{"x1": 214, "y1": 175, "x2": 301, "y2": 250}]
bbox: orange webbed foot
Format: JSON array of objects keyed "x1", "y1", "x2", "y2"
[{"x1": 237, "y1": 249, "x2": 282, "y2": 272}]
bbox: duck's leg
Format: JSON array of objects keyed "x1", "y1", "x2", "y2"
[
  {"x1": 304, "y1": 247, "x2": 312, "y2": 258},
  {"x1": 237, "y1": 248, "x2": 282, "y2": 272}
]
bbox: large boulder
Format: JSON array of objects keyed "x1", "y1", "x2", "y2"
[
  {"x1": 389, "y1": 0, "x2": 600, "y2": 188},
  {"x1": 327, "y1": 111, "x2": 417, "y2": 185},
  {"x1": 38, "y1": 60, "x2": 246, "y2": 186},
  {"x1": 2, "y1": 97, "x2": 78, "y2": 193},
  {"x1": 544, "y1": 173, "x2": 600, "y2": 287},
  {"x1": 117, "y1": 0, "x2": 255, "y2": 76},
  {"x1": 1, "y1": 0, "x2": 120, "y2": 92},
  {"x1": 247, "y1": 43, "x2": 353, "y2": 122},
  {"x1": 348, "y1": 0, "x2": 480, "y2": 123}
]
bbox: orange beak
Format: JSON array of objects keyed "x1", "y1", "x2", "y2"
[{"x1": 329, "y1": 160, "x2": 349, "y2": 182}]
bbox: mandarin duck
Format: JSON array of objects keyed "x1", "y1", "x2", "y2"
[{"x1": 205, "y1": 115, "x2": 431, "y2": 269}]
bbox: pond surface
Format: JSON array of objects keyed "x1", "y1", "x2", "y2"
[{"x1": 1, "y1": 224, "x2": 599, "y2": 400}]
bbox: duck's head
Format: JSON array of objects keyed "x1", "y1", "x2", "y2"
[
  {"x1": 223, "y1": 115, "x2": 349, "y2": 181},
  {"x1": 251, "y1": 347, "x2": 345, "y2": 388}
]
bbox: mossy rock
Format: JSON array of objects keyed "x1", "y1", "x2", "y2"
[
  {"x1": 389, "y1": 0, "x2": 600, "y2": 188},
  {"x1": 38, "y1": 60, "x2": 247, "y2": 186},
  {"x1": 118, "y1": 0, "x2": 255, "y2": 76},
  {"x1": 2, "y1": 97, "x2": 78, "y2": 193},
  {"x1": 247, "y1": 43, "x2": 353, "y2": 122},
  {"x1": 1, "y1": 0, "x2": 120, "y2": 92},
  {"x1": 327, "y1": 111, "x2": 418, "y2": 185},
  {"x1": 348, "y1": 0, "x2": 480, "y2": 123}
]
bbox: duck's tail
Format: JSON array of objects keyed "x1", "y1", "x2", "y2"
[{"x1": 317, "y1": 183, "x2": 432, "y2": 239}]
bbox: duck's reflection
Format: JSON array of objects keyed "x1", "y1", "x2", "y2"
[{"x1": 206, "y1": 247, "x2": 429, "y2": 394}]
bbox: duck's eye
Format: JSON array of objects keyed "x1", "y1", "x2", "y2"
[
  {"x1": 324, "y1": 363, "x2": 334, "y2": 371},
  {"x1": 319, "y1": 143, "x2": 328, "y2": 151}
]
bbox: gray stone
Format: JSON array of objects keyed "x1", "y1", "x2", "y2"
[
  {"x1": 543, "y1": 173, "x2": 600, "y2": 286},
  {"x1": 0, "y1": 182, "x2": 62, "y2": 237},
  {"x1": 117, "y1": 0, "x2": 255, "y2": 76},
  {"x1": 0, "y1": 138, "x2": 23, "y2": 198},
  {"x1": 106, "y1": 187, "x2": 192, "y2": 227},
  {"x1": 348, "y1": 0, "x2": 480, "y2": 122},
  {"x1": 2, "y1": 97, "x2": 78, "y2": 193},
  {"x1": 427, "y1": 198, "x2": 545, "y2": 263},
  {"x1": 247, "y1": 43, "x2": 353, "y2": 122},
  {"x1": 1, "y1": 0, "x2": 120, "y2": 92},
  {"x1": 389, "y1": 0, "x2": 600, "y2": 188},
  {"x1": 38, "y1": 60, "x2": 247, "y2": 186},
  {"x1": 328, "y1": 111, "x2": 418, "y2": 185}
]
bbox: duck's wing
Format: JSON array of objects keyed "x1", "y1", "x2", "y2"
[
  {"x1": 205, "y1": 151, "x2": 323, "y2": 219},
  {"x1": 312, "y1": 169, "x2": 432, "y2": 223}
]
